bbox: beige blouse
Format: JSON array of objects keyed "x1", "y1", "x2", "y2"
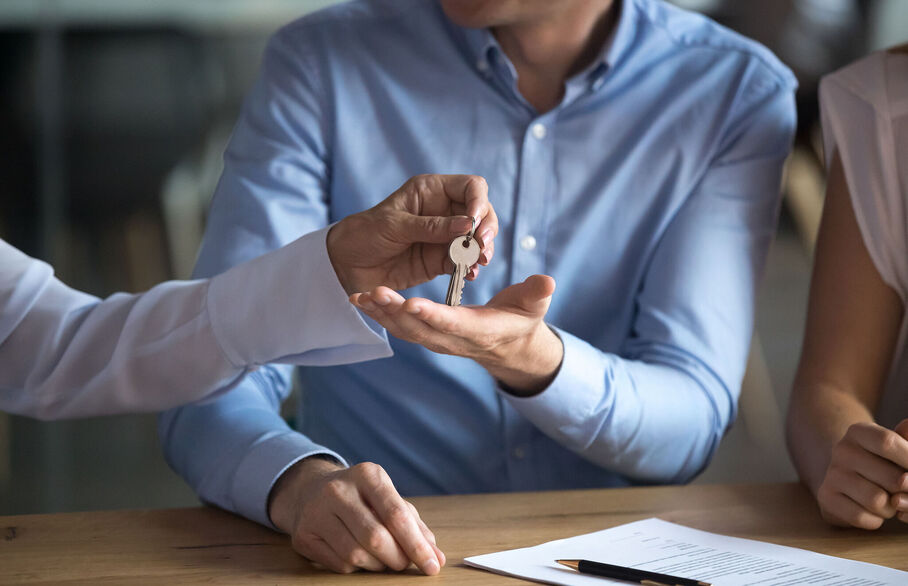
[{"x1": 820, "y1": 46, "x2": 908, "y2": 427}]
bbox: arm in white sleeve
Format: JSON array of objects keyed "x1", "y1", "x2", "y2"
[{"x1": 0, "y1": 228, "x2": 390, "y2": 420}]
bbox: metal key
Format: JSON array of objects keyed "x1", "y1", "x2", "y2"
[{"x1": 445, "y1": 232, "x2": 481, "y2": 307}]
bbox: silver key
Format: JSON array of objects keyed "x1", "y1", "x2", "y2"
[{"x1": 445, "y1": 235, "x2": 481, "y2": 306}]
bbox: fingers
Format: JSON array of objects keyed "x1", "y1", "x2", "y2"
[
  {"x1": 487, "y1": 275, "x2": 556, "y2": 315},
  {"x1": 891, "y1": 492, "x2": 908, "y2": 516},
  {"x1": 355, "y1": 290, "x2": 456, "y2": 354},
  {"x1": 436, "y1": 174, "x2": 490, "y2": 224},
  {"x1": 835, "y1": 440, "x2": 908, "y2": 494},
  {"x1": 401, "y1": 174, "x2": 498, "y2": 258},
  {"x1": 294, "y1": 534, "x2": 357, "y2": 574},
  {"x1": 817, "y1": 424, "x2": 908, "y2": 530},
  {"x1": 845, "y1": 422, "x2": 908, "y2": 470},
  {"x1": 355, "y1": 465, "x2": 442, "y2": 576},
  {"x1": 361, "y1": 288, "x2": 476, "y2": 340},
  {"x1": 280, "y1": 459, "x2": 443, "y2": 575},
  {"x1": 353, "y1": 280, "x2": 553, "y2": 346},
  {"x1": 825, "y1": 466, "x2": 896, "y2": 519},
  {"x1": 325, "y1": 479, "x2": 407, "y2": 572},
  {"x1": 321, "y1": 513, "x2": 387, "y2": 572},
  {"x1": 474, "y1": 199, "x2": 499, "y2": 259},
  {"x1": 522, "y1": 274, "x2": 556, "y2": 300},
  {"x1": 405, "y1": 214, "x2": 475, "y2": 244},
  {"x1": 818, "y1": 487, "x2": 886, "y2": 530},
  {"x1": 895, "y1": 418, "x2": 908, "y2": 440},
  {"x1": 408, "y1": 501, "x2": 446, "y2": 567},
  {"x1": 477, "y1": 233, "x2": 495, "y2": 266}
]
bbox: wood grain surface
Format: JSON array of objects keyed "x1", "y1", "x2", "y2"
[{"x1": 1, "y1": 483, "x2": 906, "y2": 584}]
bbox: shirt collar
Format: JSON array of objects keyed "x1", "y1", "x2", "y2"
[
  {"x1": 448, "y1": 0, "x2": 638, "y2": 89},
  {"x1": 602, "y1": 0, "x2": 637, "y2": 71}
]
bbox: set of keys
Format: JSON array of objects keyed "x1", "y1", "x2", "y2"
[{"x1": 444, "y1": 217, "x2": 481, "y2": 306}]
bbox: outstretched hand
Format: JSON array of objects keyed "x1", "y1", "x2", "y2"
[
  {"x1": 351, "y1": 275, "x2": 564, "y2": 394},
  {"x1": 327, "y1": 174, "x2": 498, "y2": 294}
]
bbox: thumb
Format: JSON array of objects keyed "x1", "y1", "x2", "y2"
[
  {"x1": 895, "y1": 419, "x2": 908, "y2": 441},
  {"x1": 397, "y1": 214, "x2": 475, "y2": 244},
  {"x1": 489, "y1": 275, "x2": 556, "y2": 316}
]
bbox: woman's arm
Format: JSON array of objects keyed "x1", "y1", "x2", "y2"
[{"x1": 786, "y1": 151, "x2": 907, "y2": 529}]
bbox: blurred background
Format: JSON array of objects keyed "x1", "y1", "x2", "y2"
[{"x1": 0, "y1": 0, "x2": 905, "y2": 515}]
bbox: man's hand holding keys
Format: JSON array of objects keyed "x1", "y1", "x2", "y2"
[{"x1": 270, "y1": 174, "x2": 498, "y2": 576}]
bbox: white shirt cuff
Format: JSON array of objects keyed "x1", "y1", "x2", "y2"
[{"x1": 206, "y1": 226, "x2": 392, "y2": 368}]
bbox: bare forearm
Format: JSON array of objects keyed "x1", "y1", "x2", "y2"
[{"x1": 787, "y1": 382, "x2": 876, "y2": 494}]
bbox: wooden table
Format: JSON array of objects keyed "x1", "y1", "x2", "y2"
[{"x1": 1, "y1": 483, "x2": 906, "y2": 584}]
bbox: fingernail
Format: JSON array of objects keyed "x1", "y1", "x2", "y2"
[
  {"x1": 423, "y1": 559, "x2": 440, "y2": 575},
  {"x1": 451, "y1": 216, "x2": 472, "y2": 235},
  {"x1": 480, "y1": 229, "x2": 493, "y2": 245},
  {"x1": 358, "y1": 298, "x2": 378, "y2": 311},
  {"x1": 896, "y1": 493, "x2": 908, "y2": 510},
  {"x1": 374, "y1": 295, "x2": 391, "y2": 306},
  {"x1": 406, "y1": 304, "x2": 422, "y2": 315}
]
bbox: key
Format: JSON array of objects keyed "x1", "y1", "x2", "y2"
[{"x1": 445, "y1": 234, "x2": 481, "y2": 307}]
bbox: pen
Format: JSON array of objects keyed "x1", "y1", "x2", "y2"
[{"x1": 556, "y1": 559, "x2": 711, "y2": 586}]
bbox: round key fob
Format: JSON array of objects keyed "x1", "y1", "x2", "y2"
[{"x1": 449, "y1": 236, "x2": 481, "y2": 267}]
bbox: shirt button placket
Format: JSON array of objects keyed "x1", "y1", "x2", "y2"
[
  {"x1": 531, "y1": 122, "x2": 547, "y2": 140},
  {"x1": 510, "y1": 117, "x2": 552, "y2": 285}
]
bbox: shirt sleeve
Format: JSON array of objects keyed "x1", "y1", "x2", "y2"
[
  {"x1": 819, "y1": 56, "x2": 908, "y2": 302},
  {"x1": 503, "y1": 72, "x2": 797, "y2": 484},
  {"x1": 159, "y1": 28, "x2": 345, "y2": 528},
  {"x1": 0, "y1": 228, "x2": 388, "y2": 421}
]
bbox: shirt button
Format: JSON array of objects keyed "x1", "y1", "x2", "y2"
[
  {"x1": 477, "y1": 59, "x2": 489, "y2": 73},
  {"x1": 513, "y1": 447, "x2": 526, "y2": 460},
  {"x1": 520, "y1": 235, "x2": 537, "y2": 251},
  {"x1": 531, "y1": 123, "x2": 547, "y2": 140},
  {"x1": 591, "y1": 76, "x2": 605, "y2": 91}
]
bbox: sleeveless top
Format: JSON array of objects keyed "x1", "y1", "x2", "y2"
[{"x1": 819, "y1": 48, "x2": 908, "y2": 427}]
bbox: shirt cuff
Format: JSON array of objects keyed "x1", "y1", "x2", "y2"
[
  {"x1": 206, "y1": 226, "x2": 392, "y2": 368},
  {"x1": 231, "y1": 430, "x2": 349, "y2": 529},
  {"x1": 500, "y1": 326, "x2": 610, "y2": 443}
]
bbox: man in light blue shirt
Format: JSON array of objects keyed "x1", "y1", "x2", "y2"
[{"x1": 160, "y1": 0, "x2": 797, "y2": 575}]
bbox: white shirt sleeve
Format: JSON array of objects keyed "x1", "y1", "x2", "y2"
[
  {"x1": 819, "y1": 51, "x2": 908, "y2": 302},
  {"x1": 0, "y1": 226, "x2": 390, "y2": 420}
]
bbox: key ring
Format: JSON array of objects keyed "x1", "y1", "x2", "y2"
[{"x1": 467, "y1": 216, "x2": 476, "y2": 242}]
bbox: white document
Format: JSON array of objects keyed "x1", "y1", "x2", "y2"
[{"x1": 464, "y1": 518, "x2": 907, "y2": 586}]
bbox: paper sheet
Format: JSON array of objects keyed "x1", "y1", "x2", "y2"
[{"x1": 464, "y1": 518, "x2": 907, "y2": 585}]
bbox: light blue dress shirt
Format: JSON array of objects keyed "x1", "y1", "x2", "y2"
[{"x1": 160, "y1": 0, "x2": 797, "y2": 528}]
